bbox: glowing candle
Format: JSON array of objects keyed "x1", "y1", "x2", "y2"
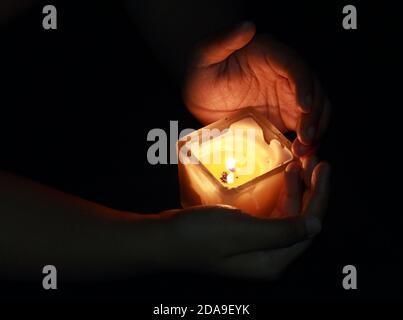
[{"x1": 177, "y1": 108, "x2": 294, "y2": 218}]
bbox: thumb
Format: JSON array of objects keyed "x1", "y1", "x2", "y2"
[{"x1": 194, "y1": 21, "x2": 256, "y2": 67}]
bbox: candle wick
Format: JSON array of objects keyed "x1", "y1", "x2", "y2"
[{"x1": 220, "y1": 171, "x2": 228, "y2": 183}]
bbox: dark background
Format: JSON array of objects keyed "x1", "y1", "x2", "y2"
[{"x1": 0, "y1": 0, "x2": 401, "y2": 308}]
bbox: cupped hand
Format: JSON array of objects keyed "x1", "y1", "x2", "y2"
[
  {"x1": 161, "y1": 158, "x2": 330, "y2": 279},
  {"x1": 183, "y1": 21, "x2": 330, "y2": 156}
]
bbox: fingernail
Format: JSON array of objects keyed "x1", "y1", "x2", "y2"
[
  {"x1": 305, "y1": 217, "x2": 322, "y2": 238},
  {"x1": 304, "y1": 126, "x2": 315, "y2": 144}
]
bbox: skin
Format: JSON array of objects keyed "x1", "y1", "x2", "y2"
[
  {"x1": 0, "y1": 159, "x2": 329, "y2": 281},
  {"x1": 184, "y1": 21, "x2": 331, "y2": 157},
  {"x1": 1, "y1": 5, "x2": 331, "y2": 280},
  {"x1": 166, "y1": 159, "x2": 330, "y2": 279}
]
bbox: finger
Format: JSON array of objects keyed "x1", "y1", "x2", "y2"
[
  {"x1": 298, "y1": 77, "x2": 325, "y2": 145},
  {"x1": 276, "y1": 76, "x2": 300, "y2": 131},
  {"x1": 301, "y1": 155, "x2": 318, "y2": 188},
  {"x1": 292, "y1": 67, "x2": 314, "y2": 113},
  {"x1": 221, "y1": 213, "x2": 322, "y2": 254},
  {"x1": 282, "y1": 162, "x2": 303, "y2": 216},
  {"x1": 303, "y1": 162, "x2": 331, "y2": 220},
  {"x1": 215, "y1": 241, "x2": 311, "y2": 279},
  {"x1": 292, "y1": 100, "x2": 330, "y2": 156},
  {"x1": 194, "y1": 21, "x2": 256, "y2": 67},
  {"x1": 176, "y1": 206, "x2": 321, "y2": 254},
  {"x1": 316, "y1": 97, "x2": 332, "y2": 141},
  {"x1": 176, "y1": 205, "x2": 241, "y2": 216},
  {"x1": 292, "y1": 139, "x2": 316, "y2": 157},
  {"x1": 263, "y1": 37, "x2": 314, "y2": 112}
]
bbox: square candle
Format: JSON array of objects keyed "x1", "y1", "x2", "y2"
[{"x1": 177, "y1": 107, "x2": 294, "y2": 218}]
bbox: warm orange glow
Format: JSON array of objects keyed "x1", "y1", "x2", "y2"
[{"x1": 178, "y1": 108, "x2": 294, "y2": 218}]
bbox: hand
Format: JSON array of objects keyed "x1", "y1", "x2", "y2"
[
  {"x1": 161, "y1": 158, "x2": 330, "y2": 279},
  {"x1": 0, "y1": 158, "x2": 329, "y2": 281},
  {"x1": 183, "y1": 21, "x2": 330, "y2": 156}
]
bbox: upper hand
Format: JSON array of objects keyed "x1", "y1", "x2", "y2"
[{"x1": 184, "y1": 21, "x2": 330, "y2": 156}]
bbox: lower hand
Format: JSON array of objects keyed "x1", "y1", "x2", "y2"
[
  {"x1": 158, "y1": 158, "x2": 330, "y2": 279},
  {"x1": 183, "y1": 21, "x2": 331, "y2": 157}
]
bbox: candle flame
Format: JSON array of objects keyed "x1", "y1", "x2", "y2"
[{"x1": 226, "y1": 157, "x2": 236, "y2": 172}]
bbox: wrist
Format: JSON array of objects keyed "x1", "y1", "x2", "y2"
[{"x1": 112, "y1": 211, "x2": 178, "y2": 274}]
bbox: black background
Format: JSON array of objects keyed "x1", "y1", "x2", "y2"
[{"x1": 0, "y1": 0, "x2": 402, "y2": 309}]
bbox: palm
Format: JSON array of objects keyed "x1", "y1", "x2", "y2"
[{"x1": 185, "y1": 36, "x2": 302, "y2": 133}]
